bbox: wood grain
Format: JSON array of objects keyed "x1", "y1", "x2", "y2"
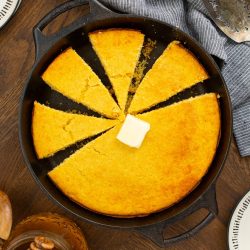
[{"x1": 0, "y1": 1, "x2": 249, "y2": 249}]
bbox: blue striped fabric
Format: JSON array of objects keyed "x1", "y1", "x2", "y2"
[{"x1": 101, "y1": 0, "x2": 250, "y2": 156}]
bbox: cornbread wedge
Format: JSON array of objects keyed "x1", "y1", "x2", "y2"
[
  {"x1": 42, "y1": 48, "x2": 120, "y2": 119},
  {"x1": 32, "y1": 101, "x2": 118, "y2": 159},
  {"x1": 89, "y1": 29, "x2": 144, "y2": 110},
  {"x1": 129, "y1": 41, "x2": 209, "y2": 114},
  {"x1": 49, "y1": 93, "x2": 220, "y2": 217}
]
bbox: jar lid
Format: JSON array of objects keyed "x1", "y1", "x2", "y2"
[{"x1": 0, "y1": 0, "x2": 21, "y2": 29}]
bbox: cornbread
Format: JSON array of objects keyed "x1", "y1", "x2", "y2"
[
  {"x1": 89, "y1": 29, "x2": 144, "y2": 110},
  {"x1": 42, "y1": 48, "x2": 120, "y2": 119},
  {"x1": 32, "y1": 101, "x2": 118, "y2": 159},
  {"x1": 128, "y1": 41, "x2": 209, "y2": 114},
  {"x1": 49, "y1": 93, "x2": 220, "y2": 217}
]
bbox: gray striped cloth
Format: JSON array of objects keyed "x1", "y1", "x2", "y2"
[{"x1": 101, "y1": 0, "x2": 250, "y2": 157}]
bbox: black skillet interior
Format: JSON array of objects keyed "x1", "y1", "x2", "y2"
[{"x1": 19, "y1": 0, "x2": 232, "y2": 231}]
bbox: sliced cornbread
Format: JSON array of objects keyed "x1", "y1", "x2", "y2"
[
  {"x1": 32, "y1": 101, "x2": 118, "y2": 159},
  {"x1": 42, "y1": 48, "x2": 120, "y2": 119},
  {"x1": 128, "y1": 41, "x2": 209, "y2": 114},
  {"x1": 89, "y1": 29, "x2": 144, "y2": 110},
  {"x1": 48, "y1": 93, "x2": 220, "y2": 217}
]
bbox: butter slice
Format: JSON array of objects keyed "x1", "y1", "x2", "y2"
[{"x1": 116, "y1": 114, "x2": 150, "y2": 148}]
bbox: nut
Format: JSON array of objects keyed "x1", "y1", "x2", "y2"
[
  {"x1": 29, "y1": 236, "x2": 55, "y2": 250},
  {"x1": 0, "y1": 191, "x2": 12, "y2": 240},
  {"x1": 29, "y1": 242, "x2": 40, "y2": 250},
  {"x1": 35, "y1": 236, "x2": 55, "y2": 249}
]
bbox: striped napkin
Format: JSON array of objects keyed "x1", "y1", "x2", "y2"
[{"x1": 101, "y1": 0, "x2": 250, "y2": 157}]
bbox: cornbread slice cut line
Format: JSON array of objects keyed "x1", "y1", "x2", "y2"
[
  {"x1": 42, "y1": 48, "x2": 120, "y2": 119},
  {"x1": 49, "y1": 93, "x2": 220, "y2": 217},
  {"x1": 128, "y1": 41, "x2": 209, "y2": 114},
  {"x1": 32, "y1": 101, "x2": 118, "y2": 159},
  {"x1": 89, "y1": 29, "x2": 145, "y2": 111}
]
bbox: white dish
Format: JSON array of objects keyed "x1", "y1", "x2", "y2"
[
  {"x1": 14, "y1": 0, "x2": 22, "y2": 14},
  {"x1": 228, "y1": 190, "x2": 250, "y2": 250},
  {"x1": 0, "y1": 0, "x2": 20, "y2": 29}
]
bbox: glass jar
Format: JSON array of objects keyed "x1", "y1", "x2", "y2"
[{"x1": 3, "y1": 213, "x2": 88, "y2": 250}]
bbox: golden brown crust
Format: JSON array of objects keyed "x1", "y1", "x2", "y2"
[
  {"x1": 89, "y1": 29, "x2": 144, "y2": 110},
  {"x1": 128, "y1": 41, "x2": 209, "y2": 114},
  {"x1": 42, "y1": 48, "x2": 120, "y2": 118},
  {"x1": 32, "y1": 101, "x2": 118, "y2": 159},
  {"x1": 48, "y1": 94, "x2": 220, "y2": 217}
]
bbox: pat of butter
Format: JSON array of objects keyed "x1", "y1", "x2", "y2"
[{"x1": 116, "y1": 114, "x2": 150, "y2": 148}]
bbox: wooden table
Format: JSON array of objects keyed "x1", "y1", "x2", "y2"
[{"x1": 0, "y1": 1, "x2": 249, "y2": 249}]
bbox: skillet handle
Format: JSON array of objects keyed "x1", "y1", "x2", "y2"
[
  {"x1": 136, "y1": 184, "x2": 218, "y2": 248},
  {"x1": 33, "y1": 0, "x2": 114, "y2": 61}
]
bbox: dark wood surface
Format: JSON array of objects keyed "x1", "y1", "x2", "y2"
[{"x1": 0, "y1": 1, "x2": 250, "y2": 249}]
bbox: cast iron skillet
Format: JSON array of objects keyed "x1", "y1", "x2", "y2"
[{"x1": 19, "y1": 0, "x2": 232, "y2": 247}]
